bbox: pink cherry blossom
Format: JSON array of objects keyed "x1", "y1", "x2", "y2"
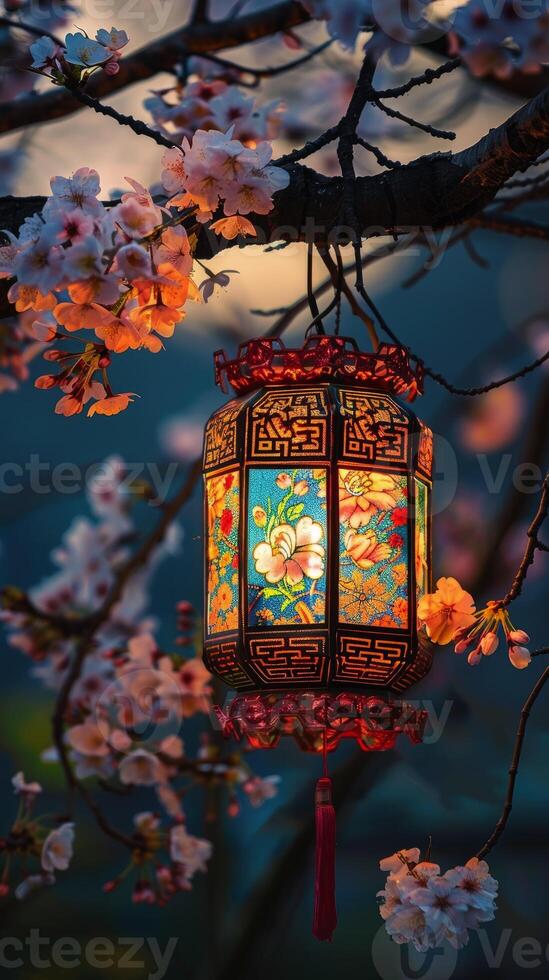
[
  {"x1": 119, "y1": 749, "x2": 165, "y2": 786},
  {"x1": 115, "y1": 243, "x2": 153, "y2": 279},
  {"x1": 155, "y1": 226, "x2": 192, "y2": 279},
  {"x1": 48, "y1": 168, "x2": 102, "y2": 216},
  {"x1": 41, "y1": 823, "x2": 75, "y2": 872},
  {"x1": 64, "y1": 33, "x2": 111, "y2": 68},
  {"x1": 169, "y1": 825, "x2": 212, "y2": 882},
  {"x1": 12, "y1": 772, "x2": 42, "y2": 797},
  {"x1": 242, "y1": 775, "x2": 280, "y2": 807},
  {"x1": 95, "y1": 28, "x2": 129, "y2": 53},
  {"x1": 30, "y1": 36, "x2": 63, "y2": 70}
]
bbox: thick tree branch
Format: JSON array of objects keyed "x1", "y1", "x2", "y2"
[{"x1": 2, "y1": 87, "x2": 548, "y2": 258}]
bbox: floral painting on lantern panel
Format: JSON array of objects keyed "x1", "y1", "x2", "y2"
[
  {"x1": 206, "y1": 471, "x2": 239, "y2": 635},
  {"x1": 415, "y1": 477, "x2": 429, "y2": 603},
  {"x1": 247, "y1": 468, "x2": 327, "y2": 627},
  {"x1": 339, "y1": 468, "x2": 409, "y2": 628}
]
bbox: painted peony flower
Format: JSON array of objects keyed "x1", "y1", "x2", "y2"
[
  {"x1": 344, "y1": 528, "x2": 391, "y2": 569},
  {"x1": 339, "y1": 470, "x2": 401, "y2": 529},
  {"x1": 253, "y1": 516, "x2": 325, "y2": 585}
]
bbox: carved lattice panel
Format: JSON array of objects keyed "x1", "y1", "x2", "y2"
[
  {"x1": 416, "y1": 422, "x2": 433, "y2": 479},
  {"x1": 339, "y1": 390, "x2": 408, "y2": 466},
  {"x1": 246, "y1": 634, "x2": 328, "y2": 685},
  {"x1": 204, "y1": 640, "x2": 254, "y2": 690},
  {"x1": 392, "y1": 634, "x2": 433, "y2": 691},
  {"x1": 248, "y1": 388, "x2": 329, "y2": 460},
  {"x1": 334, "y1": 633, "x2": 409, "y2": 685},
  {"x1": 204, "y1": 402, "x2": 241, "y2": 471}
]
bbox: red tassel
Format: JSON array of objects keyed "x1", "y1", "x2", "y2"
[{"x1": 313, "y1": 775, "x2": 337, "y2": 942}]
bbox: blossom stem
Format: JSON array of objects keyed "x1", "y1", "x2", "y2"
[
  {"x1": 496, "y1": 474, "x2": 549, "y2": 608},
  {"x1": 476, "y1": 665, "x2": 549, "y2": 861},
  {"x1": 50, "y1": 457, "x2": 202, "y2": 850}
]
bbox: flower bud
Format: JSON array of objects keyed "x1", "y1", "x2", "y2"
[
  {"x1": 508, "y1": 629, "x2": 530, "y2": 645},
  {"x1": 454, "y1": 640, "x2": 469, "y2": 655},
  {"x1": 480, "y1": 631, "x2": 499, "y2": 656},
  {"x1": 104, "y1": 59, "x2": 120, "y2": 76},
  {"x1": 467, "y1": 646, "x2": 482, "y2": 666},
  {"x1": 34, "y1": 374, "x2": 57, "y2": 389},
  {"x1": 508, "y1": 645, "x2": 531, "y2": 670}
]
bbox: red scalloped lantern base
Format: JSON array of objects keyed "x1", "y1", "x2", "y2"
[{"x1": 214, "y1": 691, "x2": 428, "y2": 753}]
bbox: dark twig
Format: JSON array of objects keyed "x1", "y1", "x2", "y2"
[
  {"x1": 63, "y1": 83, "x2": 179, "y2": 150},
  {"x1": 476, "y1": 665, "x2": 549, "y2": 861},
  {"x1": 50, "y1": 458, "x2": 202, "y2": 848},
  {"x1": 0, "y1": 15, "x2": 62, "y2": 44},
  {"x1": 498, "y1": 475, "x2": 549, "y2": 608},
  {"x1": 197, "y1": 40, "x2": 332, "y2": 81},
  {"x1": 375, "y1": 57, "x2": 462, "y2": 99},
  {"x1": 468, "y1": 214, "x2": 549, "y2": 241},
  {"x1": 355, "y1": 282, "x2": 549, "y2": 395},
  {"x1": 274, "y1": 122, "x2": 342, "y2": 167},
  {"x1": 354, "y1": 136, "x2": 402, "y2": 169},
  {"x1": 191, "y1": 0, "x2": 210, "y2": 22},
  {"x1": 374, "y1": 98, "x2": 456, "y2": 140}
]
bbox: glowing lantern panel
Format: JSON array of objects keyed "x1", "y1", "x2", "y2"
[{"x1": 203, "y1": 337, "x2": 434, "y2": 728}]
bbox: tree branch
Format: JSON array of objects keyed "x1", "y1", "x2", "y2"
[
  {"x1": 476, "y1": 664, "x2": 549, "y2": 861},
  {"x1": 0, "y1": 1, "x2": 311, "y2": 137},
  {"x1": 50, "y1": 457, "x2": 202, "y2": 848},
  {"x1": 497, "y1": 475, "x2": 549, "y2": 608},
  {"x1": 2, "y1": 87, "x2": 547, "y2": 256}
]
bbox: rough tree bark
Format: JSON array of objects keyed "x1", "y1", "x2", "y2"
[{"x1": 1, "y1": 86, "x2": 547, "y2": 249}]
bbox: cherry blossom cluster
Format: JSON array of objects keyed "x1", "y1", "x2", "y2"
[
  {"x1": 418, "y1": 577, "x2": 533, "y2": 669},
  {"x1": 378, "y1": 848, "x2": 498, "y2": 952},
  {"x1": 161, "y1": 127, "x2": 290, "y2": 238},
  {"x1": 0, "y1": 772, "x2": 75, "y2": 900},
  {"x1": 0, "y1": 311, "x2": 46, "y2": 393},
  {"x1": 0, "y1": 166, "x2": 199, "y2": 416},
  {"x1": 145, "y1": 59, "x2": 284, "y2": 146},
  {"x1": 301, "y1": 0, "x2": 374, "y2": 50},
  {"x1": 449, "y1": 2, "x2": 549, "y2": 78},
  {"x1": 1, "y1": 455, "x2": 181, "y2": 666},
  {"x1": 1, "y1": 97, "x2": 288, "y2": 415},
  {"x1": 0, "y1": 455, "x2": 280, "y2": 902},
  {"x1": 301, "y1": 0, "x2": 549, "y2": 77},
  {"x1": 30, "y1": 27, "x2": 128, "y2": 83},
  {"x1": 0, "y1": 0, "x2": 74, "y2": 104}
]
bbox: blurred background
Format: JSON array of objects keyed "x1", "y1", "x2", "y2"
[{"x1": 0, "y1": 2, "x2": 548, "y2": 978}]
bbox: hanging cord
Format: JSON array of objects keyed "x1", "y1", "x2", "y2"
[
  {"x1": 354, "y1": 280, "x2": 549, "y2": 396},
  {"x1": 306, "y1": 242, "x2": 325, "y2": 336},
  {"x1": 313, "y1": 709, "x2": 337, "y2": 942}
]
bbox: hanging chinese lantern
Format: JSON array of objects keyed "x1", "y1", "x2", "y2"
[{"x1": 202, "y1": 335, "x2": 434, "y2": 941}]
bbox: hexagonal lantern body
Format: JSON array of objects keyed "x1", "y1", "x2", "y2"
[{"x1": 203, "y1": 337, "x2": 434, "y2": 707}]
